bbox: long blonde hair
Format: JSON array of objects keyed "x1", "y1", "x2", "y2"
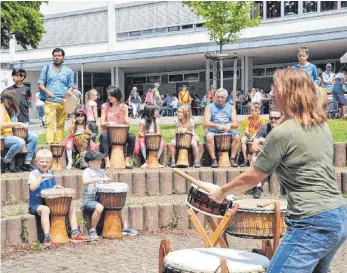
[
  {"x1": 177, "y1": 104, "x2": 193, "y2": 131},
  {"x1": 273, "y1": 68, "x2": 326, "y2": 129},
  {"x1": 85, "y1": 89, "x2": 97, "y2": 105}
]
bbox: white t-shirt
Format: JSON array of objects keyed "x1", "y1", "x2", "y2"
[{"x1": 250, "y1": 92, "x2": 263, "y2": 104}]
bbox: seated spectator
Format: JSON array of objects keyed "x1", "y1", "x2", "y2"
[
  {"x1": 172, "y1": 95, "x2": 178, "y2": 115},
  {"x1": 159, "y1": 94, "x2": 173, "y2": 116},
  {"x1": 240, "y1": 103, "x2": 266, "y2": 167},
  {"x1": 0, "y1": 88, "x2": 38, "y2": 172},
  {"x1": 203, "y1": 88, "x2": 241, "y2": 168}
]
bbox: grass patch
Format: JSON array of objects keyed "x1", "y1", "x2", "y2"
[
  {"x1": 37, "y1": 119, "x2": 346, "y2": 145},
  {"x1": 342, "y1": 194, "x2": 347, "y2": 198}
]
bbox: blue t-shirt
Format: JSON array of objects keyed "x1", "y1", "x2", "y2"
[
  {"x1": 37, "y1": 64, "x2": 74, "y2": 104},
  {"x1": 208, "y1": 102, "x2": 233, "y2": 133},
  {"x1": 293, "y1": 63, "x2": 319, "y2": 85},
  {"x1": 28, "y1": 169, "x2": 56, "y2": 207}
]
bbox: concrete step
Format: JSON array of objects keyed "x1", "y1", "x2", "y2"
[{"x1": 2, "y1": 167, "x2": 347, "y2": 206}]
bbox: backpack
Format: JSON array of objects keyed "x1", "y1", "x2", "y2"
[
  {"x1": 38, "y1": 65, "x2": 50, "y2": 102},
  {"x1": 145, "y1": 92, "x2": 153, "y2": 103}
]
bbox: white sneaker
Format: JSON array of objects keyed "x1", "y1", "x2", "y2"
[
  {"x1": 159, "y1": 164, "x2": 164, "y2": 168},
  {"x1": 140, "y1": 163, "x2": 147, "y2": 169},
  {"x1": 66, "y1": 163, "x2": 72, "y2": 170}
]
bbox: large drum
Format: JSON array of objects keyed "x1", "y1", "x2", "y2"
[
  {"x1": 107, "y1": 125, "x2": 129, "y2": 169},
  {"x1": 50, "y1": 144, "x2": 65, "y2": 171},
  {"x1": 227, "y1": 199, "x2": 287, "y2": 239},
  {"x1": 96, "y1": 183, "x2": 129, "y2": 239},
  {"x1": 186, "y1": 181, "x2": 235, "y2": 218},
  {"x1": 41, "y1": 188, "x2": 75, "y2": 244},
  {"x1": 12, "y1": 127, "x2": 28, "y2": 153},
  {"x1": 145, "y1": 134, "x2": 162, "y2": 168},
  {"x1": 163, "y1": 248, "x2": 270, "y2": 273},
  {"x1": 214, "y1": 133, "x2": 232, "y2": 167},
  {"x1": 176, "y1": 133, "x2": 192, "y2": 168}
]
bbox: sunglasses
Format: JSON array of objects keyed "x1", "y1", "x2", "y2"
[
  {"x1": 269, "y1": 116, "x2": 280, "y2": 121},
  {"x1": 75, "y1": 113, "x2": 84, "y2": 117}
]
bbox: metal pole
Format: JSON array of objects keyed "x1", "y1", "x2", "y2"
[
  {"x1": 81, "y1": 63, "x2": 84, "y2": 101},
  {"x1": 232, "y1": 58, "x2": 237, "y2": 106},
  {"x1": 212, "y1": 60, "x2": 217, "y2": 90},
  {"x1": 206, "y1": 59, "x2": 210, "y2": 99},
  {"x1": 220, "y1": 59, "x2": 223, "y2": 89}
]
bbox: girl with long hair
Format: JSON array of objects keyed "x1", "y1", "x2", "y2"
[
  {"x1": 85, "y1": 89, "x2": 99, "y2": 141},
  {"x1": 210, "y1": 68, "x2": 346, "y2": 273},
  {"x1": 169, "y1": 104, "x2": 200, "y2": 168},
  {"x1": 134, "y1": 104, "x2": 165, "y2": 168}
]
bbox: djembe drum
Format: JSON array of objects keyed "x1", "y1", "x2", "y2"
[
  {"x1": 227, "y1": 199, "x2": 287, "y2": 239},
  {"x1": 107, "y1": 125, "x2": 129, "y2": 169},
  {"x1": 214, "y1": 133, "x2": 232, "y2": 167},
  {"x1": 50, "y1": 144, "x2": 65, "y2": 171},
  {"x1": 145, "y1": 134, "x2": 162, "y2": 168},
  {"x1": 186, "y1": 181, "x2": 235, "y2": 218},
  {"x1": 163, "y1": 248, "x2": 270, "y2": 273},
  {"x1": 176, "y1": 133, "x2": 192, "y2": 167},
  {"x1": 12, "y1": 127, "x2": 28, "y2": 153},
  {"x1": 96, "y1": 183, "x2": 129, "y2": 239},
  {"x1": 41, "y1": 188, "x2": 75, "y2": 244}
]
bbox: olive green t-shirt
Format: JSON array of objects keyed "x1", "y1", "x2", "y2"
[{"x1": 254, "y1": 119, "x2": 343, "y2": 218}]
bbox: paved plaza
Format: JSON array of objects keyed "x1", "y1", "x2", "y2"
[{"x1": 1, "y1": 229, "x2": 346, "y2": 273}]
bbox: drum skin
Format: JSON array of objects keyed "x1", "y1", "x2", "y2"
[{"x1": 63, "y1": 94, "x2": 78, "y2": 114}]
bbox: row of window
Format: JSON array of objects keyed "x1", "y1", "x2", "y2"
[{"x1": 254, "y1": 1, "x2": 347, "y2": 19}]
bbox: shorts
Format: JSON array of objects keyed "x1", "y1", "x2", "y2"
[
  {"x1": 83, "y1": 200, "x2": 101, "y2": 211},
  {"x1": 204, "y1": 130, "x2": 241, "y2": 141},
  {"x1": 29, "y1": 204, "x2": 42, "y2": 216},
  {"x1": 242, "y1": 135, "x2": 253, "y2": 142}
]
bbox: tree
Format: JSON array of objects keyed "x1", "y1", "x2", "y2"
[{"x1": 1, "y1": 1, "x2": 46, "y2": 50}]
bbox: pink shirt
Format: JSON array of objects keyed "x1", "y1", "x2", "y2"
[
  {"x1": 102, "y1": 102, "x2": 127, "y2": 131},
  {"x1": 86, "y1": 100, "x2": 97, "y2": 121}
]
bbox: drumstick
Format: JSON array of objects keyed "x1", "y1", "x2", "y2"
[{"x1": 173, "y1": 168, "x2": 212, "y2": 193}]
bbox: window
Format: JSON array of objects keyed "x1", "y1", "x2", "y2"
[
  {"x1": 147, "y1": 76, "x2": 160, "y2": 84},
  {"x1": 142, "y1": 29, "x2": 154, "y2": 36},
  {"x1": 155, "y1": 27, "x2": 167, "y2": 34},
  {"x1": 196, "y1": 23, "x2": 204, "y2": 28},
  {"x1": 169, "y1": 74, "x2": 184, "y2": 82},
  {"x1": 117, "y1": 32, "x2": 128, "y2": 38},
  {"x1": 168, "y1": 26, "x2": 180, "y2": 32},
  {"x1": 133, "y1": 77, "x2": 147, "y2": 84},
  {"x1": 303, "y1": 1, "x2": 318, "y2": 13},
  {"x1": 254, "y1": 1, "x2": 264, "y2": 19},
  {"x1": 129, "y1": 31, "x2": 141, "y2": 37},
  {"x1": 266, "y1": 67, "x2": 282, "y2": 76},
  {"x1": 266, "y1": 1, "x2": 281, "y2": 19},
  {"x1": 341, "y1": 1, "x2": 347, "y2": 8},
  {"x1": 184, "y1": 73, "x2": 199, "y2": 81},
  {"x1": 253, "y1": 68, "x2": 266, "y2": 77},
  {"x1": 284, "y1": 1, "x2": 298, "y2": 16},
  {"x1": 321, "y1": 1, "x2": 337, "y2": 11},
  {"x1": 182, "y1": 24, "x2": 193, "y2": 30}
]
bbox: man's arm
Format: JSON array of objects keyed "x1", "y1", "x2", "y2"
[{"x1": 225, "y1": 106, "x2": 239, "y2": 130}]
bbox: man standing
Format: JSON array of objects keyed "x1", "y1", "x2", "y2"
[
  {"x1": 203, "y1": 88, "x2": 241, "y2": 168},
  {"x1": 152, "y1": 83, "x2": 161, "y2": 106},
  {"x1": 38, "y1": 48, "x2": 74, "y2": 144},
  {"x1": 127, "y1": 87, "x2": 141, "y2": 118},
  {"x1": 322, "y1": 63, "x2": 335, "y2": 92}
]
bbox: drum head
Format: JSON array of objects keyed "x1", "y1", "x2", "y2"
[
  {"x1": 96, "y1": 182, "x2": 129, "y2": 193},
  {"x1": 235, "y1": 199, "x2": 287, "y2": 212},
  {"x1": 41, "y1": 188, "x2": 75, "y2": 198},
  {"x1": 164, "y1": 248, "x2": 270, "y2": 272},
  {"x1": 63, "y1": 94, "x2": 78, "y2": 114}
]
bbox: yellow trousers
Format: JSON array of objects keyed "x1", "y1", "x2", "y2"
[{"x1": 44, "y1": 101, "x2": 67, "y2": 143}]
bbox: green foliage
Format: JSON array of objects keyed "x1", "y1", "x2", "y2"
[
  {"x1": 183, "y1": 1, "x2": 260, "y2": 50},
  {"x1": 27, "y1": 241, "x2": 44, "y2": 252},
  {"x1": 77, "y1": 217, "x2": 87, "y2": 225},
  {"x1": 1, "y1": 1, "x2": 46, "y2": 49},
  {"x1": 21, "y1": 217, "x2": 29, "y2": 243}
]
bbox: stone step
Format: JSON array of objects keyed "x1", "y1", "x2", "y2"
[{"x1": 2, "y1": 167, "x2": 347, "y2": 206}]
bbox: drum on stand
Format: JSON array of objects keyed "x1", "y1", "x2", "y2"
[
  {"x1": 12, "y1": 127, "x2": 28, "y2": 153},
  {"x1": 145, "y1": 134, "x2": 162, "y2": 168},
  {"x1": 186, "y1": 181, "x2": 235, "y2": 218},
  {"x1": 63, "y1": 94, "x2": 78, "y2": 114},
  {"x1": 96, "y1": 183, "x2": 128, "y2": 239},
  {"x1": 41, "y1": 188, "x2": 75, "y2": 244},
  {"x1": 227, "y1": 199, "x2": 287, "y2": 239},
  {"x1": 176, "y1": 133, "x2": 192, "y2": 167},
  {"x1": 50, "y1": 144, "x2": 65, "y2": 171},
  {"x1": 163, "y1": 248, "x2": 270, "y2": 273},
  {"x1": 107, "y1": 125, "x2": 129, "y2": 169},
  {"x1": 214, "y1": 133, "x2": 232, "y2": 168}
]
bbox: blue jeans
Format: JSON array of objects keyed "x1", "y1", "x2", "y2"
[
  {"x1": 267, "y1": 205, "x2": 347, "y2": 273},
  {"x1": 3, "y1": 131, "x2": 38, "y2": 163},
  {"x1": 36, "y1": 105, "x2": 45, "y2": 121}
]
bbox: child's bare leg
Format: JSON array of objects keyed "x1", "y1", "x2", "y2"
[
  {"x1": 91, "y1": 204, "x2": 104, "y2": 229},
  {"x1": 68, "y1": 205, "x2": 78, "y2": 231},
  {"x1": 241, "y1": 136, "x2": 248, "y2": 159},
  {"x1": 140, "y1": 143, "x2": 147, "y2": 160},
  {"x1": 104, "y1": 156, "x2": 110, "y2": 169},
  {"x1": 169, "y1": 144, "x2": 176, "y2": 163},
  {"x1": 37, "y1": 205, "x2": 50, "y2": 235},
  {"x1": 193, "y1": 147, "x2": 199, "y2": 161}
]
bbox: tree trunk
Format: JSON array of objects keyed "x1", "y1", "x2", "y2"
[{"x1": 232, "y1": 58, "x2": 237, "y2": 106}]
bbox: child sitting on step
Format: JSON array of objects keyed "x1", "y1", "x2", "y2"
[{"x1": 28, "y1": 149, "x2": 87, "y2": 248}]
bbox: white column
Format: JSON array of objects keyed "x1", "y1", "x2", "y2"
[
  {"x1": 111, "y1": 67, "x2": 125, "y2": 100},
  {"x1": 111, "y1": 67, "x2": 115, "y2": 85},
  {"x1": 241, "y1": 56, "x2": 245, "y2": 91},
  {"x1": 80, "y1": 64, "x2": 84, "y2": 99},
  {"x1": 9, "y1": 38, "x2": 16, "y2": 62},
  {"x1": 107, "y1": 1, "x2": 116, "y2": 51},
  {"x1": 244, "y1": 56, "x2": 254, "y2": 94}
]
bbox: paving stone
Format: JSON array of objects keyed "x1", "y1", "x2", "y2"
[
  {"x1": 20, "y1": 178, "x2": 29, "y2": 201},
  {"x1": 63, "y1": 174, "x2": 78, "y2": 198},
  {"x1": 174, "y1": 204, "x2": 189, "y2": 230},
  {"x1": 334, "y1": 142, "x2": 347, "y2": 167},
  {"x1": 342, "y1": 171, "x2": 347, "y2": 194},
  {"x1": 118, "y1": 171, "x2": 133, "y2": 197},
  {"x1": 6, "y1": 178, "x2": 21, "y2": 202},
  {"x1": 185, "y1": 169, "x2": 200, "y2": 191},
  {"x1": 22, "y1": 215, "x2": 37, "y2": 244},
  {"x1": 199, "y1": 168, "x2": 213, "y2": 183},
  {"x1": 110, "y1": 171, "x2": 119, "y2": 182},
  {"x1": 146, "y1": 170, "x2": 159, "y2": 196},
  {"x1": 213, "y1": 169, "x2": 227, "y2": 187},
  {"x1": 128, "y1": 205, "x2": 143, "y2": 231},
  {"x1": 1, "y1": 179, "x2": 7, "y2": 205},
  {"x1": 158, "y1": 203, "x2": 174, "y2": 229},
  {"x1": 143, "y1": 204, "x2": 159, "y2": 231},
  {"x1": 6, "y1": 216, "x2": 22, "y2": 245},
  {"x1": 76, "y1": 175, "x2": 84, "y2": 199},
  {"x1": 173, "y1": 171, "x2": 187, "y2": 194},
  {"x1": 1, "y1": 219, "x2": 6, "y2": 248},
  {"x1": 132, "y1": 170, "x2": 146, "y2": 196},
  {"x1": 54, "y1": 174, "x2": 64, "y2": 187},
  {"x1": 159, "y1": 169, "x2": 173, "y2": 194}
]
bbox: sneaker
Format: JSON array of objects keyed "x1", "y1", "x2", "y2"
[
  {"x1": 140, "y1": 162, "x2": 147, "y2": 169},
  {"x1": 193, "y1": 161, "x2": 201, "y2": 168},
  {"x1": 211, "y1": 159, "x2": 218, "y2": 168},
  {"x1": 88, "y1": 230, "x2": 99, "y2": 242},
  {"x1": 239, "y1": 160, "x2": 249, "y2": 167},
  {"x1": 21, "y1": 163, "x2": 34, "y2": 172},
  {"x1": 43, "y1": 238, "x2": 51, "y2": 249},
  {"x1": 159, "y1": 164, "x2": 164, "y2": 168},
  {"x1": 170, "y1": 162, "x2": 176, "y2": 168},
  {"x1": 71, "y1": 234, "x2": 88, "y2": 243},
  {"x1": 122, "y1": 227, "x2": 139, "y2": 236},
  {"x1": 66, "y1": 163, "x2": 72, "y2": 170},
  {"x1": 230, "y1": 158, "x2": 239, "y2": 167},
  {"x1": 253, "y1": 187, "x2": 263, "y2": 199}
]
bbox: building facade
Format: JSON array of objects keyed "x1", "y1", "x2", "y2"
[{"x1": 1, "y1": 1, "x2": 347, "y2": 108}]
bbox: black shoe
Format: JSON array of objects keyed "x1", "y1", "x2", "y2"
[
  {"x1": 21, "y1": 163, "x2": 34, "y2": 172},
  {"x1": 253, "y1": 187, "x2": 263, "y2": 199},
  {"x1": 41, "y1": 120, "x2": 45, "y2": 127},
  {"x1": 239, "y1": 160, "x2": 249, "y2": 167},
  {"x1": 211, "y1": 159, "x2": 218, "y2": 168},
  {"x1": 3, "y1": 163, "x2": 11, "y2": 173}
]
